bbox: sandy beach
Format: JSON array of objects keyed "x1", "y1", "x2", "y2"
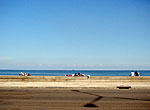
[{"x1": 0, "y1": 88, "x2": 150, "y2": 110}]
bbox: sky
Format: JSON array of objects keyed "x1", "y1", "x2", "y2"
[{"x1": 0, "y1": 0, "x2": 150, "y2": 70}]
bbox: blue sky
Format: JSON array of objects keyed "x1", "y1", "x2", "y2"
[{"x1": 0, "y1": 0, "x2": 150, "y2": 70}]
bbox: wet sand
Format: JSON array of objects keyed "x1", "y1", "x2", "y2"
[{"x1": 0, "y1": 88, "x2": 150, "y2": 110}]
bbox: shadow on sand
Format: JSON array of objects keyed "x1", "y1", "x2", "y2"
[
  {"x1": 72, "y1": 90, "x2": 150, "y2": 108},
  {"x1": 72, "y1": 90, "x2": 103, "y2": 108}
]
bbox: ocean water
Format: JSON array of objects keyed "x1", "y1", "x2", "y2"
[{"x1": 0, "y1": 70, "x2": 150, "y2": 76}]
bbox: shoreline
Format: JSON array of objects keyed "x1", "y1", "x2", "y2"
[{"x1": 1, "y1": 70, "x2": 150, "y2": 77}]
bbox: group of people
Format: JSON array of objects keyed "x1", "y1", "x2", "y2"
[
  {"x1": 65, "y1": 73, "x2": 85, "y2": 76},
  {"x1": 130, "y1": 71, "x2": 140, "y2": 76},
  {"x1": 74, "y1": 73, "x2": 84, "y2": 76},
  {"x1": 19, "y1": 72, "x2": 31, "y2": 76},
  {"x1": 65, "y1": 73, "x2": 90, "y2": 79}
]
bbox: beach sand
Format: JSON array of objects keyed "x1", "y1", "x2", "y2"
[{"x1": 0, "y1": 88, "x2": 150, "y2": 110}]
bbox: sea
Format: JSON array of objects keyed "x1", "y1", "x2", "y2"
[{"x1": 0, "y1": 70, "x2": 150, "y2": 76}]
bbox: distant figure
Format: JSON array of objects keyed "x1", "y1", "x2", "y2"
[
  {"x1": 135, "y1": 71, "x2": 140, "y2": 76},
  {"x1": 27, "y1": 73, "x2": 31, "y2": 76},
  {"x1": 19, "y1": 72, "x2": 31, "y2": 76},
  {"x1": 131, "y1": 71, "x2": 135, "y2": 76},
  {"x1": 24, "y1": 73, "x2": 27, "y2": 76},
  {"x1": 19, "y1": 72, "x2": 24, "y2": 76},
  {"x1": 78, "y1": 73, "x2": 80, "y2": 76},
  {"x1": 135, "y1": 71, "x2": 138, "y2": 76},
  {"x1": 65, "y1": 74, "x2": 73, "y2": 76},
  {"x1": 87, "y1": 75, "x2": 90, "y2": 79},
  {"x1": 78, "y1": 73, "x2": 85, "y2": 76},
  {"x1": 74, "y1": 73, "x2": 78, "y2": 76}
]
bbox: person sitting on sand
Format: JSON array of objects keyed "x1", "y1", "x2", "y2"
[
  {"x1": 27, "y1": 73, "x2": 31, "y2": 76},
  {"x1": 135, "y1": 71, "x2": 140, "y2": 76},
  {"x1": 131, "y1": 71, "x2": 135, "y2": 76},
  {"x1": 87, "y1": 75, "x2": 90, "y2": 79},
  {"x1": 74, "y1": 73, "x2": 78, "y2": 76},
  {"x1": 135, "y1": 71, "x2": 138, "y2": 76},
  {"x1": 78, "y1": 73, "x2": 84, "y2": 76},
  {"x1": 78, "y1": 73, "x2": 81, "y2": 76},
  {"x1": 24, "y1": 73, "x2": 27, "y2": 76},
  {"x1": 19, "y1": 72, "x2": 24, "y2": 76}
]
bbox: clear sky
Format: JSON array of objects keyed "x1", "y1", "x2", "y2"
[{"x1": 0, "y1": 0, "x2": 150, "y2": 70}]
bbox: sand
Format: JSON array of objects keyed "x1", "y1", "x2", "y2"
[{"x1": 0, "y1": 88, "x2": 150, "y2": 110}]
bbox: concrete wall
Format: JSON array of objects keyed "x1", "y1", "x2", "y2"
[
  {"x1": 0, "y1": 76, "x2": 150, "y2": 82},
  {"x1": 0, "y1": 76, "x2": 150, "y2": 89}
]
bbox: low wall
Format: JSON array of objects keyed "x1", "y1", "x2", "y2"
[
  {"x1": 0, "y1": 76, "x2": 150, "y2": 89},
  {"x1": 0, "y1": 76, "x2": 150, "y2": 82}
]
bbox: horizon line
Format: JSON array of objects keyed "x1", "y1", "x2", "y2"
[{"x1": 0, "y1": 69, "x2": 150, "y2": 71}]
